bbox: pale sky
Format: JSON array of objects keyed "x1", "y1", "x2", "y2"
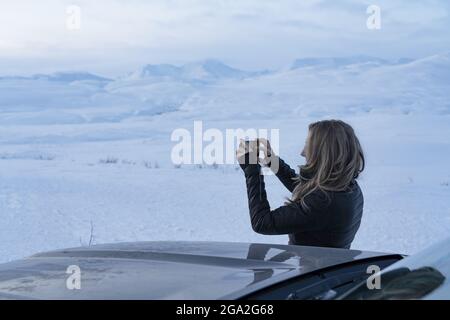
[{"x1": 0, "y1": 0, "x2": 449, "y2": 76}]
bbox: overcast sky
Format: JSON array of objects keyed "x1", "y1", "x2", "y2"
[{"x1": 1, "y1": 0, "x2": 449, "y2": 76}]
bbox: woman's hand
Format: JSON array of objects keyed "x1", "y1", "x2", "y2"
[
  {"x1": 236, "y1": 139, "x2": 259, "y2": 167},
  {"x1": 236, "y1": 138, "x2": 276, "y2": 168},
  {"x1": 258, "y1": 138, "x2": 276, "y2": 167}
]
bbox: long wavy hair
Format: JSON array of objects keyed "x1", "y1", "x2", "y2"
[{"x1": 290, "y1": 120, "x2": 365, "y2": 210}]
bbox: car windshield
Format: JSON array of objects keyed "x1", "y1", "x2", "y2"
[
  {"x1": 340, "y1": 266, "x2": 446, "y2": 300},
  {"x1": 338, "y1": 238, "x2": 450, "y2": 300}
]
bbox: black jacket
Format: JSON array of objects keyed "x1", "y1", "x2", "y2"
[{"x1": 241, "y1": 157, "x2": 363, "y2": 249}]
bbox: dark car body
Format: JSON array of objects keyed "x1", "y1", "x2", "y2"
[
  {"x1": 0, "y1": 241, "x2": 403, "y2": 299},
  {"x1": 338, "y1": 237, "x2": 450, "y2": 300}
]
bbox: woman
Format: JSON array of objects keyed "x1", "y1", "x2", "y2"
[{"x1": 237, "y1": 120, "x2": 365, "y2": 249}]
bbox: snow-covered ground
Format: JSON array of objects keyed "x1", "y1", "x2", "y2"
[{"x1": 1, "y1": 55, "x2": 450, "y2": 263}]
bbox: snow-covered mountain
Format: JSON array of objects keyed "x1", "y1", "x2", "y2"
[
  {"x1": 290, "y1": 56, "x2": 391, "y2": 70},
  {"x1": 126, "y1": 59, "x2": 263, "y2": 82},
  {"x1": 0, "y1": 72, "x2": 111, "y2": 83},
  {"x1": 1, "y1": 53, "x2": 450, "y2": 126},
  {"x1": 32, "y1": 72, "x2": 112, "y2": 83},
  {"x1": 370, "y1": 52, "x2": 450, "y2": 84}
]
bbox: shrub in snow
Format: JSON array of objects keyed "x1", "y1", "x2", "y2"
[
  {"x1": 99, "y1": 157, "x2": 119, "y2": 164},
  {"x1": 143, "y1": 161, "x2": 152, "y2": 168},
  {"x1": 122, "y1": 159, "x2": 136, "y2": 165}
]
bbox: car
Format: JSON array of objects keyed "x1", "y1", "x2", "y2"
[
  {"x1": 0, "y1": 239, "x2": 446, "y2": 300},
  {"x1": 338, "y1": 237, "x2": 449, "y2": 300}
]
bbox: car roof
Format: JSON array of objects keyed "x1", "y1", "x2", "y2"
[{"x1": 0, "y1": 241, "x2": 398, "y2": 299}]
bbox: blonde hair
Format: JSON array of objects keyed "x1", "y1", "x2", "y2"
[{"x1": 290, "y1": 120, "x2": 365, "y2": 210}]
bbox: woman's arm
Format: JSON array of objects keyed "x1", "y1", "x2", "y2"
[
  {"x1": 241, "y1": 163, "x2": 320, "y2": 235},
  {"x1": 270, "y1": 156, "x2": 298, "y2": 193},
  {"x1": 258, "y1": 139, "x2": 298, "y2": 193}
]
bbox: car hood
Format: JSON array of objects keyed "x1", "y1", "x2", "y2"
[{"x1": 0, "y1": 241, "x2": 394, "y2": 299}]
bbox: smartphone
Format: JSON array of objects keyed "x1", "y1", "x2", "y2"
[{"x1": 243, "y1": 138, "x2": 260, "y2": 165}]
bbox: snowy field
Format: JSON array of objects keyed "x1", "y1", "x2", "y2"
[{"x1": 1, "y1": 54, "x2": 450, "y2": 263}]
